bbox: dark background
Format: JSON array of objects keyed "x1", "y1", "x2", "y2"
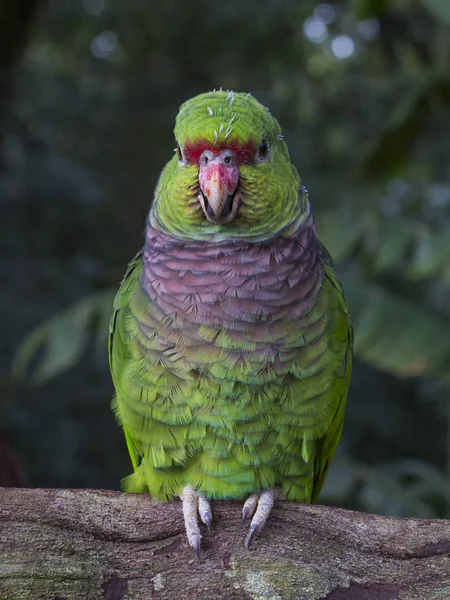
[{"x1": 2, "y1": 0, "x2": 450, "y2": 517}]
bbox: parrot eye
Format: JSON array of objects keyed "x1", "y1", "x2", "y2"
[{"x1": 257, "y1": 138, "x2": 269, "y2": 161}]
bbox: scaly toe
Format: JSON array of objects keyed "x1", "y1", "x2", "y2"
[
  {"x1": 242, "y1": 493, "x2": 259, "y2": 521},
  {"x1": 192, "y1": 535, "x2": 202, "y2": 562},
  {"x1": 198, "y1": 495, "x2": 213, "y2": 532},
  {"x1": 181, "y1": 485, "x2": 203, "y2": 560},
  {"x1": 244, "y1": 488, "x2": 278, "y2": 549}
]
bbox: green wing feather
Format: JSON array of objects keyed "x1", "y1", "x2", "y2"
[
  {"x1": 109, "y1": 251, "x2": 144, "y2": 474},
  {"x1": 109, "y1": 250, "x2": 191, "y2": 499},
  {"x1": 311, "y1": 259, "x2": 353, "y2": 503}
]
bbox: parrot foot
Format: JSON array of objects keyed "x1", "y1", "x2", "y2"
[
  {"x1": 181, "y1": 485, "x2": 212, "y2": 560},
  {"x1": 242, "y1": 488, "x2": 279, "y2": 549}
]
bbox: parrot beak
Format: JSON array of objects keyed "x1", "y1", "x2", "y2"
[{"x1": 198, "y1": 156, "x2": 241, "y2": 224}]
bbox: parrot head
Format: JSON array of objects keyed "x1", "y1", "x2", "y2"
[{"x1": 152, "y1": 91, "x2": 307, "y2": 242}]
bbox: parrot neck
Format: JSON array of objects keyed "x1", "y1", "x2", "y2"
[
  {"x1": 141, "y1": 220, "x2": 323, "y2": 325},
  {"x1": 149, "y1": 184, "x2": 312, "y2": 243}
]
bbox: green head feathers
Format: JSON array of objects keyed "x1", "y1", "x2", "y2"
[
  {"x1": 151, "y1": 90, "x2": 307, "y2": 242},
  {"x1": 175, "y1": 91, "x2": 281, "y2": 149}
]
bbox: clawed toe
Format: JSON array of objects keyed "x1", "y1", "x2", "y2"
[
  {"x1": 245, "y1": 523, "x2": 260, "y2": 549},
  {"x1": 180, "y1": 486, "x2": 278, "y2": 557},
  {"x1": 181, "y1": 486, "x2": 213, "y2": 560},
  {"x1": 243, "y1": 488, "x2": 278, "y2": 549},
  {"x1": 198, "y1": 495, "x2": 213, "y2": 532},
  {"x1": 242, "y1": 493, "x2": 259, "y2": 520}
]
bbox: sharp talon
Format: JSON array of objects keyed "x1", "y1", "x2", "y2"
[
  {"x1": 245, "y1": 524, "x2": 259, "y2": 550},
  {"x1": 198, "y1": 495, "x2": 213, "y2": 531},
  {"x1": 242, "y1": 505, "x2": 252, "y2": 521},
  {"x1": 201, "y1": 513, "x2": 212, "y2": 533},
  {"x1": 243, "y1": 488, "x2": 277, "y2": 549},
  {"x1": 192, "y1": 536, "x2": 202, "y2": 562},
  {"x1": 242, "y1": 493, "x2": 258, "y2": 521}
]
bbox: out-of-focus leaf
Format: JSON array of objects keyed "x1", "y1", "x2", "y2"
[
  {"x1": 320, "y1": 452, "x2": 359, "y2": 502},
  {"x1": 359, "y1": 459, "x2": 450, "y2": 518},
  {"x1": 326, "y1": 455, "x2": 450, "y2": 518},
  {"x1": 407, "y1": 228, "x2": 450, "y2": 280},
  {"x1": 372, "y1": 217, "x2": 416, "y2": 272},
  {"x1": 316, "y1": 210, "x2": 363, "y2": 262},
  {"x1": 13, "y1": 290, "x2": 115, "y2": 383},
  {"x1": 421, "y1": 0, "x2": 450, "y2": 24},
  {"x1": 318, "y1": 208, "x2": 415, "y2": 272},
  {"x1": 354, "y1": 74, "x2": 443, "y2": 179},
  {"x1": 343, "y1": 274, "x2": 450, "y2": 379},
  {"x1": 320, "y1": 208, "x2": 450, "y2": 280},
  {"x1": 350, "y1": 0, "x2": 390, "y2": 20}
]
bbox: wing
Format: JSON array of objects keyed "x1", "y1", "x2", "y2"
[
  {"x1": 109, "y1": 250, "x2": 144, "y2": 473},
  {"x1": 311, "y1": 257, "x2": 353, "y2": 503}
]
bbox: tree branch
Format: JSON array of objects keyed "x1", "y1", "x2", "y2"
[{"x1": 0, "y1": 488, "x2": 449, "y2": 599}]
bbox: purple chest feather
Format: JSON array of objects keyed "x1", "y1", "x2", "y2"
[{"x1": 141, "y1": 224, "x2": 323, "y2": 330}]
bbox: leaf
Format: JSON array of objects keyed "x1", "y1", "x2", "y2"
[
  {"x1": 316, "y1": 210, "x2": 363, "y2": 262},
  {"x1": 317, "y1": 209, "x2": 416, "y2": 273},
  {"x1": 319, "y1": 208, "x2": 450, "y2": 281},
  {"x1": 13, "y1": 290, "x2": 115, "y2": 383},
  {"x1": 406, "y1": 228, "x2": 450, "y2": 280},
  {"x1": 350, "y1": 0, "x2": 391, "y2": 19},
  {"x1": 360, "y1": 459, "x2": 450, "y2": 518},
  {"x1": 420, "y1": 0, "x2": 450, "y2": 24},
  {"x1": 343, "y1": 274, "x2": 450, "y2": 379},
  {"x1": 354, "y1": 74, "x2": 443, "y2": 180},
  {"x1": 372, "y1": 217, "x2": 416, "y2": 272}
]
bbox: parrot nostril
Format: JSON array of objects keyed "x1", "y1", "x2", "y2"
[{"x1": 201, "y1": 150, "x2": 214, "y2": 166}]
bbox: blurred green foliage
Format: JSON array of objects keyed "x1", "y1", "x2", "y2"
[{"x1": 4, "y1": 0, "x2": 450, "y2": 517}]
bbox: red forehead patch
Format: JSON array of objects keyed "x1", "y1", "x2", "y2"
[{"x1": 183, "y1": 138, "x2": 256, "y2": 165}]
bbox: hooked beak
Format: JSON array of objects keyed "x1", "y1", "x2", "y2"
[{"x1": 198, "y1": 156, "x2": 241, "y2": 224}]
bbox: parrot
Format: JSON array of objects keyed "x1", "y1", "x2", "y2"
[{"x1": 109, "y1": 90, "x2": 352, "y2": 558}]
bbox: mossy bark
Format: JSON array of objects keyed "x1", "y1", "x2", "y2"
[{"x1": 0, "y1": 488, "x2": 449, "y2": 599}]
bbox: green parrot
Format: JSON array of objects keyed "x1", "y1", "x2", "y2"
[{"x1": 109, "y1": 90, "x2": 352, "y2": 557}]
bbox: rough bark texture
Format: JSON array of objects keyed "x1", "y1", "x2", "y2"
[{"x1": 0, "y1": 488, "x2": 449, "y2": 600}]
